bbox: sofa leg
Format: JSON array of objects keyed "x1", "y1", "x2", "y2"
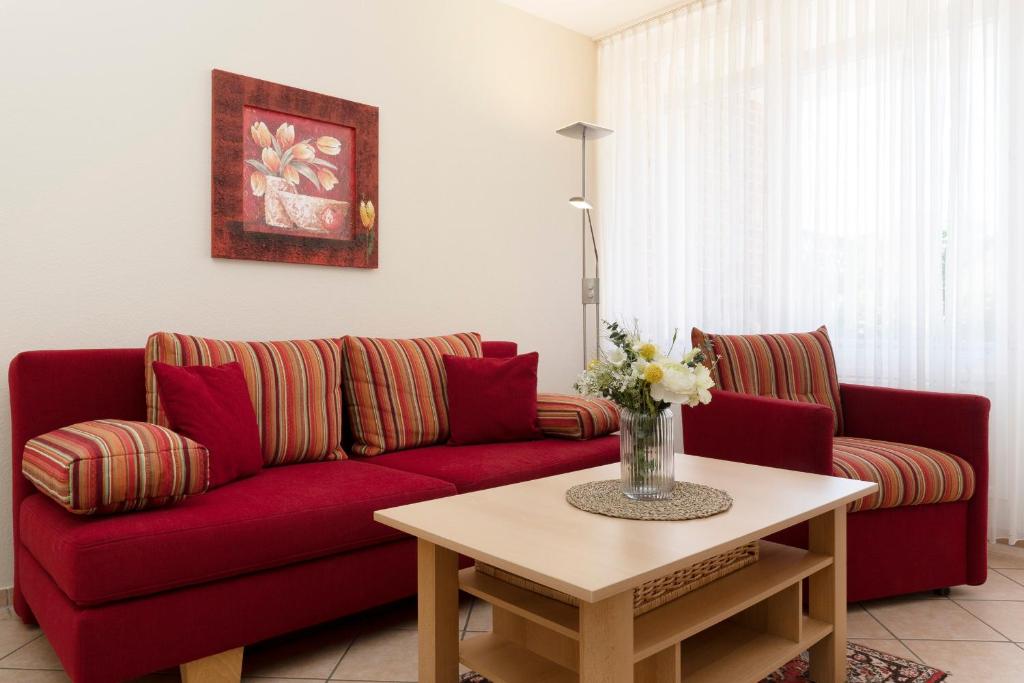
[
  {"x1": 180, "y1": 646, "x2": 243, "y2": 683},
  {"x1": 933, "y1": 587, "x2": 952, "y2": 597}
]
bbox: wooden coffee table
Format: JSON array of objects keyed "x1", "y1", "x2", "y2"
[{"x1": 375, "y1": 453, "x2": 876, "y2": 683}]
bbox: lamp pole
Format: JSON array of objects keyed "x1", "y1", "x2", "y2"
[
  {"x1": 556, "y1": 122, "x2": 613, "y2": 370},
  {"x1": 581, "y1": 126, "x2": 587, "y2": 368}
]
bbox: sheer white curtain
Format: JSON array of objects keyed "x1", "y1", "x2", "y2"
[{"x1": 597, "y1": 0, "x2": 1024, "y2": 541}]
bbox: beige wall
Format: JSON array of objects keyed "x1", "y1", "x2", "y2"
[{"x1": 0, "y1": 0, "x2": 596, "y2": 587}]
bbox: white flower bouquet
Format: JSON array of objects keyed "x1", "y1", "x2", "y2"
[{"x1": 574, "y1": 321, "x2": 715, "y2": 416}]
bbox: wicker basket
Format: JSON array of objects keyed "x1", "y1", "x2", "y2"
[{"x1": 476, "y1": 541, "x2": 758, "y2": 617}]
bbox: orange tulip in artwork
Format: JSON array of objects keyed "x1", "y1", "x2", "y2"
[
  {"x1": 250, "y1": 122, "x2": 273, "y2": 148},
  {"x1": 359, "y1": 197, "x2": 376, "y2": 259},
  {"x1": 281, "y1": 164, "x2": 300, "y2": 186},
  {"x1": 261, "y1": 147, "x2": 281, "y2": 173},
  {"x1": 250, "y1": 172, "x2": 266, "y2": 197},
  {"x1": 275, "y1": 123, "x2": 294, "y2": 148},
  {"x1": 290, "y1": 143, "x2": 315, "y2": 162},
  {"x1": 315, "y1": 167, "x2": 338, "y2": 191},
  {"x1": 316, "y1": 136, "x2": 342, "y2": 155}
]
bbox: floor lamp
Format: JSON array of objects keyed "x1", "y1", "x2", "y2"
[{"x1": 556, "y1": 121, "x2": 613, "y2": 369}]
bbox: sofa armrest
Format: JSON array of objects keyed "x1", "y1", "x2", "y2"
[
  {"x1": 841, "y1": 382, "x2": 990, "y2": 585},
  {"x1": 482, "y1": 340, "x2": 517, "y2": 358},
  {"x1": 840, "y1": 383, "x2": 990, "y2": 467},
  {"x1": 681, "y1": 390, "x2": 835, "y2": 475}
]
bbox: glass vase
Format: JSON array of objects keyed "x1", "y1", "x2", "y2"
[{"x1": 619, "y1": 407, "x2": 675, "y2": 500}]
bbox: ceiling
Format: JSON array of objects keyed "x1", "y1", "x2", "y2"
[{"x1": 498, "y1": 0, "x2": 684, "y2": 39}]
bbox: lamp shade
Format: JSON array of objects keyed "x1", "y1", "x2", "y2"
[{"x1": 569, "y1": 196, "x2": 593, "y2": 210}]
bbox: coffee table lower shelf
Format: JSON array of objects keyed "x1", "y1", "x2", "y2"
[
  {"x1": 460, "y1": 616, "x2": 830, "y2": 683},
  {"x1": 681, "y1": 616, "x2": 831, "y2": 683},
  {"x1": 457, "y1": 540, "x2": 837, "y2": 683},
  {"x1": 461, "y1": 633, "x2": 576, "y2": 683}
]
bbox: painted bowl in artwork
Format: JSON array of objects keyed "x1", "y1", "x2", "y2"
[{"x1": 277, "y1": 191, "x2": 350, "y2": 233}]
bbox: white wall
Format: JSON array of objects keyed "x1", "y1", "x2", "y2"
[{"x1": 0, "y1": 0, "x2": 595, "y2": 587}]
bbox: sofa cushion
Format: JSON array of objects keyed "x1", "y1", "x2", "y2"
[
  {"x1": 153, "y1": 361, "x2": 263, "y2": 488},
  {"x1": 146, "y1": 332, "x2": 345, "y2": 466},
  {"x1": 832, "y1": 436, "x2": 975, "y2": 512},
  {"x1": 22, "y1": 420, "x2": 209, "y2": 515},
  {"x1": 366, "y1": 435, "x2": 620, "y2": 493},
  {"x1": 444, "y1": 352, "x2": 542, "y2": 446},
  {"x1": 342, "y1": 332, "x2": 482, "y2": 456},
  {"x1": 692, "y1": 325, "x2": 844, "y2": 435},
  {"x1": 537, "y1": 394, "x2": 620, "y2": 440},
  {"x1": 20, "y1": 460, "x2": 455, "y2": 606}
]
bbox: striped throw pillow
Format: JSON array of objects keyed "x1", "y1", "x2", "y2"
[
  {"x1": 692, "y1": 325, "x2": 844, "y2": 435},
  {"x1": 537, "y1": 394, "x2": 620, "y2": 440},
  {"x1": 833, "y1": 437, "x2": 975, "y2": 513},
  {"x1": 23, "y1": 420, "x2": 209, "y2": 515},
  {"x1": 342, "y1": 333, "x2": 482, "y2": 456},
  {"x1": 146, "y1": 332, "x2": 345, "y2": 466}
]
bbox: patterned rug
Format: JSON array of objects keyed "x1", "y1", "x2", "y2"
[{"x1": 460, "y1": 641, "x2": 946, "y2": 683}]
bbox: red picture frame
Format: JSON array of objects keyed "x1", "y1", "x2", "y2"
[{"x1": 212, "y1": 69, "x2": 379, "y2": 268}]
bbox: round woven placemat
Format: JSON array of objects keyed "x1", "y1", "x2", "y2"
[{"x1": 565, "y1": 479, "x2": 733, "y2": 521}]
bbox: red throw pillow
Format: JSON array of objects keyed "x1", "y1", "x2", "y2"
[
  {"x1": 443, "y1": 352, "x2": 543, "y2": 446},
  {"x1": 153, "y1": 361, "x2": 263, "y2": 487}
]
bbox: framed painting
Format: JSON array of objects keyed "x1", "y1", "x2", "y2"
[{"x1": 212, "y1": 69, "x2": 378, "y2": 268}]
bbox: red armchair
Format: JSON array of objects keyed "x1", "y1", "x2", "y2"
[
  {"x1": 683, "y1": 385, "x2": 989, "y2": 601},
  {"x1": 682, "y1": 328, "x2": 990, "y2": 602}
]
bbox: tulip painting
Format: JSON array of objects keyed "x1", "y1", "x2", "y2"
[
  {"x1": 247, "y1": 123, "x2": 339, "y2": 196},
  {"x1": 242, "y1": 108, "x2": 355, "y2": 240},
  {"x1": 212, "y1": 70, "x2": 378, "y2": 268}
]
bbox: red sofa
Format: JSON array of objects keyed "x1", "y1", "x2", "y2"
[
  {"x1": 8, "y1": 341, "x2": 619, "y2": 683},
  {"x1": 682, "y1": 384, "x2": 990, "y2": 602}
]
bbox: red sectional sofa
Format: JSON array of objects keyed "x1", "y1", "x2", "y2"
[{"x1": 8, "y1": 341, "x2": 619, "y2": 683}]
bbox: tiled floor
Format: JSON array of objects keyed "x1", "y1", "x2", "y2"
[{"x1": 3, "y1": 542, "x2": 1024, "y2": 682}]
